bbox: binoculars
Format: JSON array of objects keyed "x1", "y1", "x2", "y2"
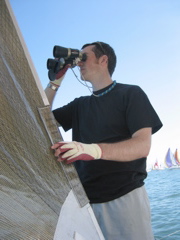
[{"x1": 47, "y1": 45, "x2": 87, "y2": 81}]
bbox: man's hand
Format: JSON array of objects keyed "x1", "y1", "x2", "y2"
[
  {"x1": 45, "y1": 64, "x2": 70, "y2": 106},
  {"x1": 51, "y1": 141, "x2": 102, "y2": 164},
  {"x1": 51, "y1": 64, "x2": 69, "y2": 87}
]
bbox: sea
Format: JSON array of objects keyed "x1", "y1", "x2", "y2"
[{"x1": 145, "y1": 168, "x2": 180, "y2": 240}]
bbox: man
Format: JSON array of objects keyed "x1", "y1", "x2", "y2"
[{"x1": 45, "y1": 41, "x2": 162, "y2": 240}]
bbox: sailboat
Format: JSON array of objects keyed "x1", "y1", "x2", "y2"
[
  {"x1": 151, "y1": 158, "x2": 164, "y2": 170},
  {"x1": 174, "y1": 149, "x2": 180, "y2": 166},
  {"x1": 152, "y1": 159, "x2": 158, "y2": 170},
  {"x1": 164, "y1": 148, "x2": 180, "y2": 169}
]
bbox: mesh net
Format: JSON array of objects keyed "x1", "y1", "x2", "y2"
[{"x1": 0, "y1": 0, "x2": 88, "y2": 239}]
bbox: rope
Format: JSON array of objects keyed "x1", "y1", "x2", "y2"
[
  {"x1": 71, "y1": 67, "x2": 93, "y2": 90},
  {"x1": 71, "y1": 67, "x2": 116, "y2": 97}
]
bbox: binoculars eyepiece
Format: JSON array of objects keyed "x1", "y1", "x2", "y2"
[{"x1": 47, "y1": 45, "x2": 87, "y2": 81}]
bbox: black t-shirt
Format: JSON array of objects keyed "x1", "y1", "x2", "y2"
[{"x1": 53, "y1": 83, "x2": 162, "y2": 203}]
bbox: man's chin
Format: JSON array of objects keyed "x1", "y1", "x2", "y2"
[{"x1": 80, "y1": 74, "x2": 87, "y2": 81}]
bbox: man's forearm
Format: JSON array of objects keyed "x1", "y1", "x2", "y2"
[
  {"x1": 45, "y1": 86, "x2": 57, "y2": 108},
  {"x1": 99, "y1": 128, "x2": 152, "y2": 162},
  {"x1": 45, "y1": 65, "x2": 69, "y2": 108}
]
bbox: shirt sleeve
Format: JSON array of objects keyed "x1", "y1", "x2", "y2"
[
  {"x1": 125, "y1": 86, "x2": 163, "y2": 135},
  {"x1": 52, "y1": 100, "x2": 74, "y2": 132}
]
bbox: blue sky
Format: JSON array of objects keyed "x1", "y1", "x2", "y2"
[{"x1": 9, "y1": 0, "x2": 180, "y2": 166}]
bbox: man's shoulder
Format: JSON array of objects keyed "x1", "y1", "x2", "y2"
[
  {"x1": 116, "y1": 82, "x2": 140, "y2": 90},
  {"x1": 115, "y1": 82, "x2": 143, "y2": 95},
  {"x1": 70, "y1": 95, "x2": 91, "y2": 107}
]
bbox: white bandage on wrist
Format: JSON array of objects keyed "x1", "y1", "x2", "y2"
[
  {"x1": 47, "y1": 82, "x2": 59, "y2": 91},
  {"x1": 90, "y1": 143, "x2": 102, "y2": 159},
  {"x1": 51, "y1": 78, "x2": 63, "y2": 87}
]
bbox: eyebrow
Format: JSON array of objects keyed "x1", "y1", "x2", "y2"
[{"x1": 82, "y1": 51, "x2": 89, "y2": 55}]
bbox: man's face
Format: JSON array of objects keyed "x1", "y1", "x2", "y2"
[{"x1": 78, "y1": 45, "x2": 100, "y2": 81}]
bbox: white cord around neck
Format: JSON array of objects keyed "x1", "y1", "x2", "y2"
[
  {"x1": 71, "y1": 67, "x2": 93, "y2": 94},
  {"x1": 71, "y1": 67, "x2": 116, "y2": 97}
]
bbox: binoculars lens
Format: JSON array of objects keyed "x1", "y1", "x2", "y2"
[
  {"x1": 47, "y1": 45, "x2": 87, "y2": 81},
  {"x1": 53, "y1": 46, "x2": 79, "y2": 59},
  {"x1": 47, "y1": 58, "x2": 58, "y2": 70}
]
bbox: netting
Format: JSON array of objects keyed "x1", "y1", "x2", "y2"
[{"x1": 0, "y1": 0, "x2": 88, "y2": 239}]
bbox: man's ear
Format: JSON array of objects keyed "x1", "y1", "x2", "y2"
[{"x1": 100, "y1": 55, "x2": 108, "y2": 65}]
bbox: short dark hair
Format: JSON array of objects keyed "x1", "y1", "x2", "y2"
[{"x1": 81, "y1": 41, "x2": 117, "y2": 76}]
